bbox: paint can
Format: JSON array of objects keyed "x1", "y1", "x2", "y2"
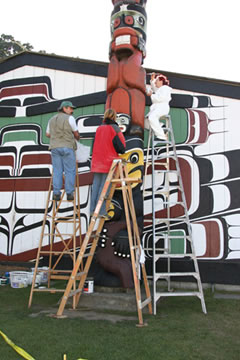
[{"x1": 83, "y1": 279, "x2": 94, "y2": 293}]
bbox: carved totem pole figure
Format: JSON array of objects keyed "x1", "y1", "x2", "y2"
[{"x1": 95, "y1": 0, "x2": 148, "y2": 288}]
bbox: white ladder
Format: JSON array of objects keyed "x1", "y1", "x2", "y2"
[{"x1": 143, "y1": 115, "x2": 207, "y2": 315}]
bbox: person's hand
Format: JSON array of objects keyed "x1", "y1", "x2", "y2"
[
  {"x1": 151, "y1": 72, "x2": 155, "y2": 81},
  {"x1": 146, "y1": 84, "x2": 152, "y2": 96}
]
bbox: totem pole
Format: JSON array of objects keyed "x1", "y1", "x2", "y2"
[{"x1": 95, "y1": 0, "x2": 148, "y2": 288}]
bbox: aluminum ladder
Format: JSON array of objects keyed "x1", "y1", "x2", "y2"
[{"x1": 143, "y1": 115, "x2": 207, "y2": 315}]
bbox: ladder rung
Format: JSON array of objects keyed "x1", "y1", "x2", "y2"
[
  {"x1": 156, "y1": 291, "x2": 201, "y2": 301},
  {"x1": 155, "y1": 218, "x2": 188, "y2": 222},
  {"x1": 69, "y1": 288, "x2": 83, "y2": 297},
  {"x1": 43, "y1": 233, "x2": 80, "y2": 237},
  {"x1": 111, "y1": 177, "x2": 142, "y2": 183},
  {"x1": 54, "y1": 220, "x2": 78, "y2": 223},
  {"x1": 48, "y1": 270, "x2": 73, "y2": 274},
  {"x1": 140, "y1": 296, "x2": 152, "y2": 309},
  {"x1": 50, "y1": 275, "x2": 72, "y2": 280},
  {"x1": 154, "y1": 170, "x2": 178, "y2": 174},
  {"x1": 32, "y1": 288, "x2": 65, "y2": 293},
  {"x1": 40, "y1": 251, "x2": 75, "y2": 255},
  {"x1": 157, "y1": 155, "x2": 177, "y2": 160},
  {"x1": 155, "y1": 231, "x2": 190, "y2": 240},
  {"x1": 155, "y1": 272, "x2": 199, "y2": 279},
  {"x1": 155, "y1": 253, "x2": 194, "y2": 259}
]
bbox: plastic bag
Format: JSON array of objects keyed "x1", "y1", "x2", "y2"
[{"x1": 75, "y1": 141, "x2": 90, "y2": 163}]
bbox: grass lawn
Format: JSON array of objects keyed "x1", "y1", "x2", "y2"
[{"x1": 0, "y1": 284, "x2": 240, "y2": 360}]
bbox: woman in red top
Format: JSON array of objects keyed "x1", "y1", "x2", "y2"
[{"x1": 90, "y1": 108, "x2": 126, "y2": 217}]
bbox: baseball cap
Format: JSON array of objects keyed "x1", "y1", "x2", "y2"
[{"x1": 58, "y1": 101, "x2": 76, "y2": 111}]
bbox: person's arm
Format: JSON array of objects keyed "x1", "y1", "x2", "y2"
[
  {"x1": 73, "y1": 130, "x2": 80, "y2": 140},
  {"x1": 69, "y1": 116, "x2": 80, "y2": 140},
  {"x1": 46, "y1": 122, "x2": 50, "y2": 138},
  {"x1": 111, "y1": 125, "x2": 126, "y2": 154}
]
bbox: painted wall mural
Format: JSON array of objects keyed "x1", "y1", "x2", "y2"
[{"x1": 1, "y1": 50, "x2": 240, "y2": 285}]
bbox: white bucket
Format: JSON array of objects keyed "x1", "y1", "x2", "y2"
[
  {"x1": 28, "y1": 272, "x2": 42, "y2": 286},
  {"x1": 39, "y1": 267, "x2": 49, "y2": 283},
  {"x1": 31, "y1": 267, "x2": 48, "y2": 284},
  {"x1": 10, "y1": 271, "x2": 29, "y2": 288}
]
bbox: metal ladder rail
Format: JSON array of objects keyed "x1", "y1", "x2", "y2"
[{"x1": 167, "y1": 117, "x2": 207, "y2": 314}]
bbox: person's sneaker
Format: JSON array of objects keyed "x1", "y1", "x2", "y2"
[
  {"x1": 67, "y1": 193, "x2": 74, "y2": 201},
  {"x1": 53, "y1": 193, "x2": 61, "y2": 201}
]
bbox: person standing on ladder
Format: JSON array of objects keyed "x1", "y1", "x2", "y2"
[
  {"x1": 90, "y1": 108, "x2": 126, "y2": 219},
  {"x1": 145, "y1": 73, "x2": 172, "y2": 140},
  {"x1": 46, "y1": 101, "x2": 80, "y2": 201}
]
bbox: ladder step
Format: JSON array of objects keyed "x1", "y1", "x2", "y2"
[
  {"x1": 32, "y1": 288, "x2": 66, "y2": 293},
  {"x1": 140, "y1": 296, "x2": 152, "y2": 309},
  {"x1": 111, "y1": 177, "x2": 141, "y2": 183},
  {"x1": 50, "y1": 275, "x2": 72, "y2": 280},
  {"x1": 69, "y1": 288, "x2": 83, "y2": 297},
  {"x1": 40, "y1": 251, "x2": 75, "y2": 255},
  {"x1": 43, "y1": 233, "x2": 80, "y2": 237},
  {"x1": 155, "y1": 233, "x2": 190, "y2": 238},
  {"x1": 155, "y1": 253, "x2": 194, "y2": 259},
  {"x1": 155, "y1": 272, "x2": 199, "y2": 280},
  {"x1": 154, "y1": 170, "x2": 178, "y2": 174},
  {"x1": 155, "y1": 218, "x2": 189, "y2": 222},
  {"x1": 54, "y1": 220, "x2": 79, "y2": 223},
  {"x1": 153, "y1": 140, "x2": 171, "y2": 145},
  {"x1": 156, "y1": 291, "x2": 201, "y2": 301}
]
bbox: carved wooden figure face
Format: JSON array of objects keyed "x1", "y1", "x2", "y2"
[{"x1": 110, "y1": 1, "x2": 147, "y2": 58}]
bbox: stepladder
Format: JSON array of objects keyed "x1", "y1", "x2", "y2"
[
  {"x1": 28, "y1": 164, "x2": 82, "y2": 310},
  {"x1": 143, "y1": 115, "x2": 207, "y2": 315},
  {"x1": 56, "y1": 158, "x2": 152, "y2": 326}
]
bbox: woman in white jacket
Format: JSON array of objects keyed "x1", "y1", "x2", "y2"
[{"x1": 145, "y1": 73, "x2": 172, "y2": 140}]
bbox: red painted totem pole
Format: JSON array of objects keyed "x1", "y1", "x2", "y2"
[
  {"x1": 95, "y1": 0, "x2": 148, "y2": 288},
  {"x1": 107, "y1": 0, "x2": 147, "y2": 135}
]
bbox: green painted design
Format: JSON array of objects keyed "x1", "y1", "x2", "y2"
[
  {"x1": 162, "y1": 230, "x2": 185, "y2": 254},
  {"x1": 143, "y1": 108, "x2": 188, "y2": 147},
  {"x1": 171, "y1": 108, "x2": 188, "y2": 143},
  {"x1": 3, "y1": 130, "x2": 38, "y2": 145},
  {"x1": 0, "y1": 105, "x2": 188, "y2": 148}
]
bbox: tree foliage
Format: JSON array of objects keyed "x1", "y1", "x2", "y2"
[{"x1": 0, "y1": 34, "x2": 34, "y2": 60}]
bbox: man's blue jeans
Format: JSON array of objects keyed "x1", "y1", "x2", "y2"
[{"x1": 51, "y1": 147, "x2": 76, "y2": 195}]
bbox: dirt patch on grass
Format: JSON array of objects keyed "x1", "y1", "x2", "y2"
[{"x1": 29, "y1": 307, "x2": 137, "y2": 323}]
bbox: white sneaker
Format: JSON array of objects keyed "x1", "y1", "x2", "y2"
[{"x1": 156, "y1": 128, "x2": 167, "y2": 141}]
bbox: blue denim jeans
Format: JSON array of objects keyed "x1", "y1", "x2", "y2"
[
  {"x1": 51, "y1": 147, "x2": 76, "y2": 195},
  {"x1": 90, "y1": 172, "x2": 109, "y2": 216}
]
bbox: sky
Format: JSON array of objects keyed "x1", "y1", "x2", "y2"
[{"x1": 1, "y1": 0, "x2": 239, "y2": 83}]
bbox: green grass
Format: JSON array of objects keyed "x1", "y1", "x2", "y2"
[{"x1": 0, "y1": 285, "x2": 240, "y2": 360}]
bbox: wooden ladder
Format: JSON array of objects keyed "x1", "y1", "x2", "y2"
[
  {"x1": 28, "y1": 165, "x2": 82, "y2": 309},
  {"x1": 56, "y1": 158, "x2": 152, "y2": 326}
]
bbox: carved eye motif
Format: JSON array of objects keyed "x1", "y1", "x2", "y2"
[
  {"x1": 125, "y1": 15, "x2": 134, "y2": 25},
  {"x1": 130, "y1": 153, "x2": 139, "y2": 164},
  {"x1": 138, "y1": 16, "x2": 145, "y2": 26},
  {"x1": 114, "y1": 17, "x2": 121, "y2": 28}
]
